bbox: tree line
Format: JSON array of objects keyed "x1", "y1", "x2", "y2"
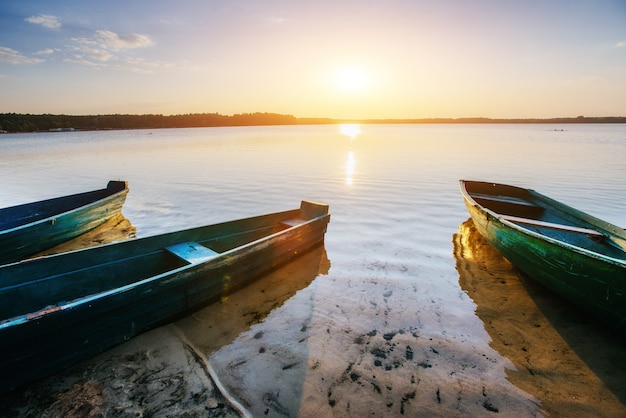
[
  {"x1": 0, "y1": 112, "x2": 624, "y2": 133},
  {"x1": 0, "y1": 112, "x2": 304, "y2": 133}
]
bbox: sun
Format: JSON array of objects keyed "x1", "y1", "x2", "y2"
[{"x1": 337, "y1": 67, "x2": 369, "y2": 92}]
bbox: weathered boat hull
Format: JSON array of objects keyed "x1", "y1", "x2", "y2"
[
  {"x1": 0, "y1": 200, "x2": 329, "y2": 394},
  {"x1": 0, "y1": 180, "x2": 129, "y2": 264},
  {"x1": 460, "y1": 180, "x2": 626, "y2": 329}
]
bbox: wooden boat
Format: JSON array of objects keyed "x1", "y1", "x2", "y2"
[
  {"x1": 460, "y1": 180, "x2": 626, "y2": 329},
  {"x1": 0, "y1": 200, "x2": 330, "y2": 394},
  {"x1": 0, "y1": 180, "x2": 129, "y2": 264}
]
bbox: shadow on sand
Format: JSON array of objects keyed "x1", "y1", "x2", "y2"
[{"x1": 454, "y1": 218, "x2": 626, "y2": 417}]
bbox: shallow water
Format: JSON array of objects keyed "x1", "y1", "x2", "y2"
[{"x1": 1, "y1": 124, "x2": 625, "y2": 416}]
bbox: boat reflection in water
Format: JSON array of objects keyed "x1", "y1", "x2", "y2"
[
  {"x1": 454, "y1": 219, "x2": 626, "y2": 417},
  {"x1": 176, "y1": 243, "x2": 330, "y2": 356}
]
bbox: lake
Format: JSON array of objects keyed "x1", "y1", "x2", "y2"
[{"x1": 1, "y1": 124, "x2": 625, "y2": 417}]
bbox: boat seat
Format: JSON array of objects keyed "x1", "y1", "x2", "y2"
[
  {"x1": 165, "y1": 241, "x2": 219, "y2": 264},
  {"x1": 472, "y1": 193, "x2": 539, "y2": 208},
  {"x1": 282, "y1": 218, "x2": 306, "y2": 227},
  {"x1": 501, "y1": 215, "x2": 604, "y2": 240}
]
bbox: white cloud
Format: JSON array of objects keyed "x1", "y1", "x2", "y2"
[
  {"x1": 94, "y1": 30, "x2": 154, "y2": 50},
  {"x1": 66, "y1": 29, "x2": 161, "y2": 72},
  {"x1": 25, "y1": 14, "x2": 61, "y2": 30},
  {"x1": 63, "y1": 56, "x2": 158, "y2": 74},
  {"x1": 0, "y1": 46, "x2": 45, "y2": 64},
  {"x1": 71, "y1": 30, "x2": 153, "y2": 61},
  {"x1": 65, "y1": 30, "x2": 156, "y2": 72},
  {"x1": 35, "y1": 48, "x2": 55, "y2": 55},
  {"x1": 63, "y1": 57, "x2": 103, "y2": 69},
  {"x1": 617, "y1": 40, "x2": 626, "y2": 48},
  {"x1": 75, "y1": 46, "x2": 115, "y2": 62}
]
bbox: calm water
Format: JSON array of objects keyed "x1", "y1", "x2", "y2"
[{"x1": 1, "y1": 124, "x2": 625, "y2": 416}]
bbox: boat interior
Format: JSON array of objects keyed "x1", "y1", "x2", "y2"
[
  {"x1": 467, "y1": 185, "x2": 626, "y2": 259},
  {"x1": 0, "y1": 221, "x2": 298, "y2": 321}
]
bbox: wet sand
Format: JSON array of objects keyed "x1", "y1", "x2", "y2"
[
  {"x1": 1, "y1": 217, "x2": 625, "y2": 416},
  {"x1": 0, "y1": 325, "x2": 242, "y2": 418},
  {"x1": 204, "y1": 265, "x2": 541, "y2": 417},
  {"x1": 455, "y1": 219, "x2": 626, "y2": 417}
]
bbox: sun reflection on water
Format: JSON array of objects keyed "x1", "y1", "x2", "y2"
[
  {"x1": 340, "y1": 124, "x2": 360, "y2": 186},
  {"x1": 339, "y1": 123, "x2": 361, "y2": 139},
  {"x1": 345, "y1": 151, "x2": 355, "y2": 186}
]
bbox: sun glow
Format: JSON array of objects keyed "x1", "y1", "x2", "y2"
[
  {"x1": 340, "y1": 123, "x2": 361, "y2": 139},
  {"x1": 337, "y1": 67, "x2": 369, "y2": 92}
]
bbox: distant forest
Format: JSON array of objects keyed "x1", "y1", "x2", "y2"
[{"x1": 1, "y1": 112, "x2": 625, "y2": 133}]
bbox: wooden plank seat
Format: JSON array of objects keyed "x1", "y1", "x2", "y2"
[
  {"x1": 472, "y1": 193, "x2": 539, "y2": 208},
  {"x1": 165, "y1": 242, "x2": 219, "y2": 264},
  {"x1": 501, "y1": 215, "x2": 604, "y2": 239},
  {"x1": 282, "y1": 218, "x2": 306, "y2": 227}
]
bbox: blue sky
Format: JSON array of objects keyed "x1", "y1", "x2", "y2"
[{"x1": 1, "y1": 0, "x2": 625, "y2": 118}]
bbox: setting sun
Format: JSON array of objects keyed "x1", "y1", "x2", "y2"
[{"x1": 337, "y1": 67, "x2": 369, "y2": 93}]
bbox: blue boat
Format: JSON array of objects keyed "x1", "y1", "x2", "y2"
[
  {"x1": 0, "y1": 200, "x2": 330, "y2": 394},
  {"x1": 0, "y1": 180, "x2": 129, "y2": 264}
]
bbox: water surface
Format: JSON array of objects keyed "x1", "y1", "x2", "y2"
[{"x1": 1, "y1": 124, "x2": 625, "y2": 416}]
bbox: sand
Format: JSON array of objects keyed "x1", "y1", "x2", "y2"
[
  {"x1": 0, "y1": 325, "x2": 242, "y2": 418},
  {"x1": 204, "y1": 260, "x2": 541, "y2": 417},
  {"x1": 1, "y1": 218, "x2": 624, "y2": 417}
]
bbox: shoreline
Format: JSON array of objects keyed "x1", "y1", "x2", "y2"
[{"x1": 1, "y1": 216, "x2": 624, "y2": 416}]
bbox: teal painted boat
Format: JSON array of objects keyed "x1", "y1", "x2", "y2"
[
  {"x1": 0, "y1": 180, "x2": 129, "y2": 264},
  {"x1": 0, "y1": 200, "x2": 330, "y2": 394},
  {"x1": 460, "y1": 180, "x2": 626, "y2": 329}
]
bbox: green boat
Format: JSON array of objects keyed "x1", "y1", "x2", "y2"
[
  {"x1": 0, "y1": 200, "x2": 330, "y2": 394},
  {"x1": 460, "y1": 180, "x2": 626, "y2": 329},
  {"x1": 0, "y1": 180, "x2": 129, "y2": 264}
]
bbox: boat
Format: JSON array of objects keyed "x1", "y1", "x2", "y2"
[
  {"x1": 0, "y1": 180, "x2": 129, "y2": 264},
  {"x1": 0, "y1": 200, "x2": 330, "y2": 394},
  {"x1": 459, "y1": 180, "x2": 626, "y2": 329}
]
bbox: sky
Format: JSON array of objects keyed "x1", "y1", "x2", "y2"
[{"x1": 0, "y1": 0, "x2": 625, "y2": 119}]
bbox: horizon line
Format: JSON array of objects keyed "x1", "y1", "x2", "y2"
[{"x1": 2, "y1": 112, "x2": 626, "y2": 122}]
